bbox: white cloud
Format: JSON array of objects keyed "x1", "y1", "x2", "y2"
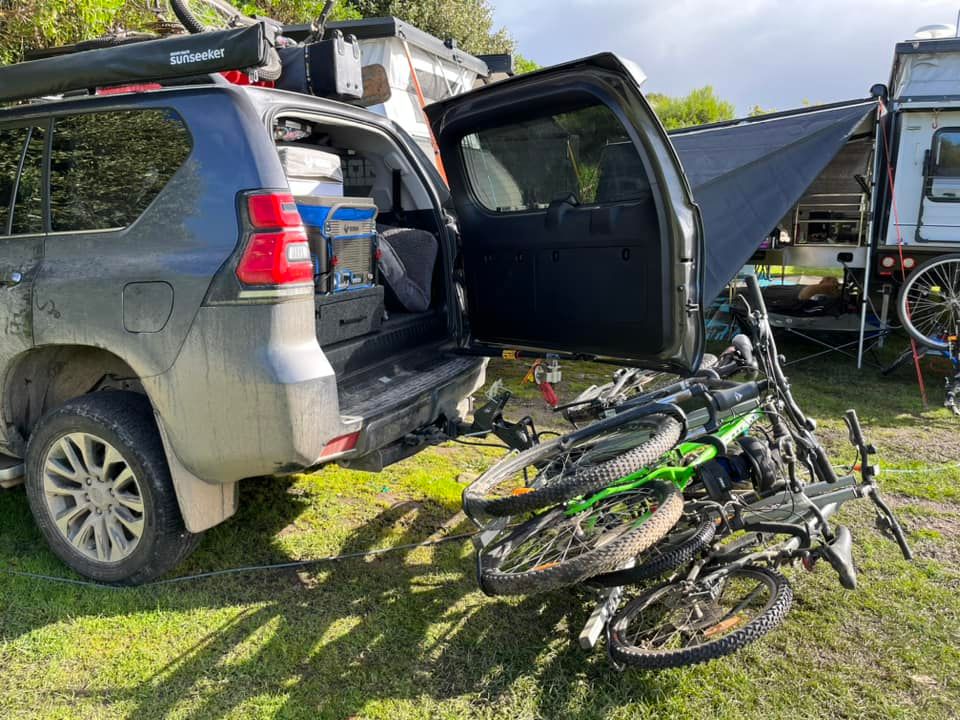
[{"x1": 493, "y1": 0, "x2": 960, "y2": 113}]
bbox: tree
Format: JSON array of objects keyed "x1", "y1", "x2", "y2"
[
  {"x1": 749, "y1": 104, "x2": 776, "y2": 117},
  {"x1": 239, "y1": 1, "x2": 361, "y2": 24},
  {"x1": 646, "y1": 86, "x2": 735, "y2": 130},
  {"x1": 513, "y1": 53, "x2": 540, "y2": 75},
  {"x1": 0, "y1": 1, "x2": 150, "y2": 64},
  {"x1": 0, "y1": 0, "x2": 519, "y2": 72},
  {"x1": 348, "y1": 0, "x2": 513, "y2": 53}
]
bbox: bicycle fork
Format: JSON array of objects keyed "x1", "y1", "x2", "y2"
[{"x1": 843, "y1": 409, "x2": 913, "y2": 561}]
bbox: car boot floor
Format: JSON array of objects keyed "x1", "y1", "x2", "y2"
[
  {"x1": 323, "y1": 309, "x2": 447, "y2": 378},
  {"x1": 336, "y1": 347, "x2": 479, "y2": 420}
]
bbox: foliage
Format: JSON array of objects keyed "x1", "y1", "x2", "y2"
[
  {"x1": 513, "y1": 53, "x2": 540, "y2": 75},
  {"x1": 347, "y1": 0, "x2": 513, "y2": 53},
  {"x1": 239, "y1": 0, "x2": 361, "y2": 23},
  {"x1": 749, "y1": 104, "x2": 776, "y2": 117},
  {"x1": 647, "y1": 85, "x2": 736, "y2": 130},
  {"x1": 0, "y1": 0, "x2": 150, "y2": 64}
]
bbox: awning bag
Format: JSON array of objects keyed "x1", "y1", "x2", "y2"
[{"x1": 0, "y1": 25, "x2": 272, "y2": 104}]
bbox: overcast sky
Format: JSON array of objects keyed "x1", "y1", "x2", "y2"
[{"x1": 492, "y1": 0, "x2": 960, "y2": 114}]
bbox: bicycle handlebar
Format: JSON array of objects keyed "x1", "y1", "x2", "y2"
[{"x1": 711, "y1": 380, "x2": 766, "y2": 413}]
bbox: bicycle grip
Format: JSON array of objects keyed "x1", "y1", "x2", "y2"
[
  {"x1": 743, "y1": 274, "x2": 767, "y2": 315},
  {"x1": 711, "y1": 381, "x2": 763, "y2": 413}
]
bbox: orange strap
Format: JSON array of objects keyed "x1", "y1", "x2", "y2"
[
  {"x1": 401, "y1": 40, "x2": 448, "y2": 184},
  {"x1": 878, "y1": 99, "x2": 928, "y2": 407}
]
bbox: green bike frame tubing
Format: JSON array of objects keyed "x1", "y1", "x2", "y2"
[{"x1": 565, "y1": 409, "x2": 765, "y2": 516}]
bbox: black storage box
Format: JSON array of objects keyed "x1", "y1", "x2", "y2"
[
  {"x1": 316, "y1": 285, "x2": 384, "y2": 346},
  {"x1": 277, "y1": 30, "x2": 363, "y2": 101}
]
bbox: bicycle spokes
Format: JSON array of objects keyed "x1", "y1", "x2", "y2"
[
  {"x1": 497, "y1": 487, "x2": 661, "y2": 574},
  {"x1": 624, "y1": 571, "x2": 775, "y2": 650}
]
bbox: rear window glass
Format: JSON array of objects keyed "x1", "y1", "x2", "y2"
[
  {"x1": 50, "y1": 109, "x2": 192, "y2": 232},
  {"x1": 12, "y1": 126, "x2": 45, "y2": 236},
  {"x1": 459, "y1": 103, "x2": 649, "y2": 213},
  {"x1": 0, "y1": 127, "x2": 29, "y2": 235}
]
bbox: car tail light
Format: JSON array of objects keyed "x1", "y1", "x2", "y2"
[
  {"x1": 236, "y1": 192, "x2": 313, "y2": 287},
  {"x1": 902, "y1": 256, "x2": 917, "y2": 271},
  {"x1": 236, "y1": 229, "x2": 313, "y2": 285},
  {"x1": 247, "y1": 193, "x2": 302, "y2": 229}
]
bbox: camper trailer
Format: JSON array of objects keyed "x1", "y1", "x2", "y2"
[{"x1": 680, "y1": 25, "x2": 960, "y2": 407}]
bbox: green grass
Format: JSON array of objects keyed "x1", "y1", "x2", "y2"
[{"x1": 1, "y1": 342, "x2": 959, "y2": 719}]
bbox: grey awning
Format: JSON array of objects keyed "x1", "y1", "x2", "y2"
[{"x1": 670, "y1": 99, "x2": 878, "y2": 299}]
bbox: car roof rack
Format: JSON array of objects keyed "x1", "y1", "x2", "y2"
[{"x1": 0, "y1": 24, "x2": 273, "y2": 106}]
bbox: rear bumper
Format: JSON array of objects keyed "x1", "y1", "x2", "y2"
[
  {"x1": 332, "y1": 356, "x2": 487, "y2": 468},
  {"x1": 351, "y1": 357, "x2": 487, "y2": 457},
  {"x1": 144, "y1": 298, "x2": 350, "y2": 483},
  {"x1": 145, "y1": 298, "x2": 485, "y2": 482}
]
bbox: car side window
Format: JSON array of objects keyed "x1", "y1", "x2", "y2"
[
  {"x1": 0, "y1": 126, "x2": 30, "y2": 235},
  {"x1": 50, "y1": 109, "x2": 192, "y2": 233},
  {"x1": 459, "y1": 103, "x2": 648, "y2": 213},
  {"x1": 11, "y1": 126, "x2": 46, "y2": 236}
]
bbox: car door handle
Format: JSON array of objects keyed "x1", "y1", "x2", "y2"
[{"x1": 0, "y1": 272, "x2": 23, "y2": 288}]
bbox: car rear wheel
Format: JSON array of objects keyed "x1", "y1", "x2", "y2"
[{"x1": 25, "y1": 391, "x2": 201, "y2": 585}]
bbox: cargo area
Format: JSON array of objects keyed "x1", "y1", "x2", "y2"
[{"x1": 273, "y1": 113, "x2": 461, "y2": 418}]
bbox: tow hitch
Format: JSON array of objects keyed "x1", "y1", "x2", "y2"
[{"x1": 457, "y1": 380, "x2": 538, "y2": 452}]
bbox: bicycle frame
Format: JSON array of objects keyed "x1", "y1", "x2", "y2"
[
  {"x1": 678, "y1": 473, "x2": 864, "y2": 588},
  {"x1": 565, "y1": 408, "x2": 766, "y2": 516}
]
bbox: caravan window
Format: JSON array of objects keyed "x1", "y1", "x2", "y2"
[
  {"x1": 929, "y1": 128, "x2": 960, "y2": 201},
  {"x1": 933, "y1": 130, "x2": 960, "y2": 176}
]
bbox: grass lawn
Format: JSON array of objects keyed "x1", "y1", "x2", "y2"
[{"x1": 1, "y1": 335, "x2": 959, "y2": 719}]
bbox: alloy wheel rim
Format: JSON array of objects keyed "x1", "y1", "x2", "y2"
[{"x1": 41, "y1": 432, "x2": 145, "y2": 563}]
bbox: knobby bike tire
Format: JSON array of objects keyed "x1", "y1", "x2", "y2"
[
  {"x1": 479, "y1": 480, "x2": 683, "y2": 596},
  {"x1": 463, "y1": 415, "x2": 682, "y2": 519},
  {"x1": 608, "y1": 565, "x2": 792, "y2": 669}
]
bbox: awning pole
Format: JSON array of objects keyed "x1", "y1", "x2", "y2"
[
  {"x1": 858, "y1": 103, "x2": 886, "y2": 369},
  {"x1": 857, "y1": 239, "x2": 873, "y2": 369}
]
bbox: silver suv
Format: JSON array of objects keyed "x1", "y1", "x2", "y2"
[{"x1": 0, "y1": 54, "x2": 703, "y2": 583}]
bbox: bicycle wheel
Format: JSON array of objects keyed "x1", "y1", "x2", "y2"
[
  {"x1": 463, "y1": 414, "x2": 682, "y2": 520},
  {"x1": 897, "y1": 254, "x2": 960, "y2": 350},
  {"x1": 479, "y1": 480, "x2": 683, "y2": 596},
  {"x1": 608, "y1": 565, "x2": 792, "y2": 669},
  {"x1": 589, "y1": 513, "x2": 717, "y2": 587}
]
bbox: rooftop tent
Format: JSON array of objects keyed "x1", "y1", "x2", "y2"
[
  {"x1": 284, "y1": 17, "x2": 492, "y2": 163},
  {"x1": 669, "y1": 99, "x2": 878, "y2": 300},
  {"x1": 891, "y1": 36, "x2": 960, "y2": 100}
]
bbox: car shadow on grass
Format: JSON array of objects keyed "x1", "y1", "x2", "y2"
[{"x1": 0, "y1": 479, "x2": 680, "y2": 719}]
